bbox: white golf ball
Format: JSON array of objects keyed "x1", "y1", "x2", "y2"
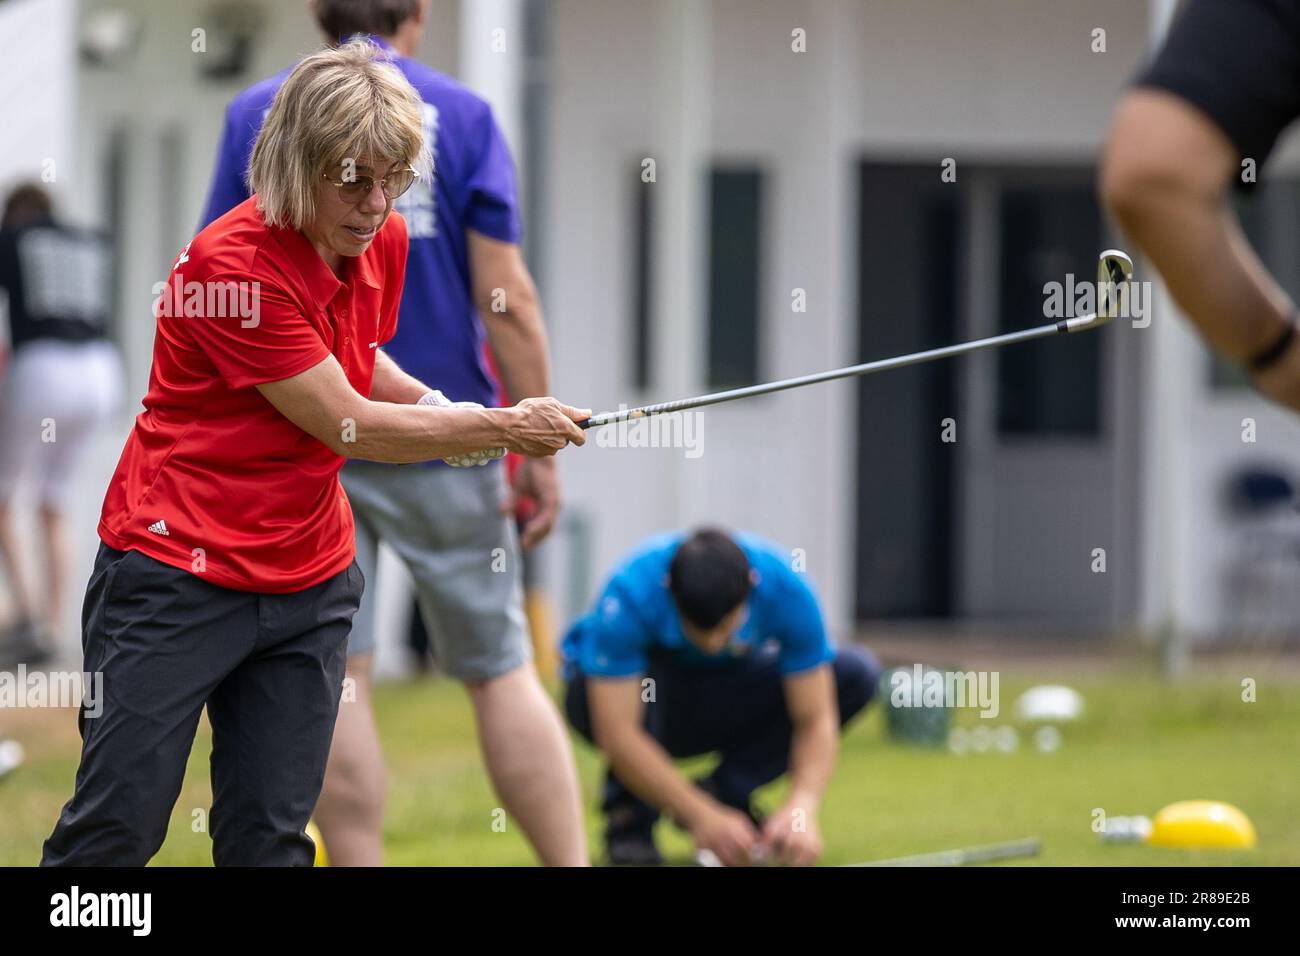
[
  {"x1": 0, "y1": 739, "x2": 24, "y2": 773},
  {"x1": 1034, "y1": 725, "x2": 1062, "y2": 753},
  {"x1": 970, "y1": 725, "x2": 993, "y2": 753},
  {"x1": 948, "y1": 726, "x2": 970, "y2": 755},
  {"x1": 995, "y1": 725, "x2": 1019, "y2": 753},
  {"x1": 1014, "y1": 685, "x2": 1085, "y2": 723}
]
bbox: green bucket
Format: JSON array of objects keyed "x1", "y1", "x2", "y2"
[{"x1": 879, "y1": 664, "x2": 955, "y2": 747}]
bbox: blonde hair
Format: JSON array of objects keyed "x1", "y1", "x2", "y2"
[{"x1": 248, "y1": 38, "x2": 432, "y2": 230}]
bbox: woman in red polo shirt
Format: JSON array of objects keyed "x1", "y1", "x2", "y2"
[{"x1": 41, "y1": 39, "x2": 587, "y2": 866}]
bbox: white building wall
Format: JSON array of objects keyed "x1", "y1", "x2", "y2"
[
  {"x1": 702, "y1": 0, "x2": 856, "y2": 633},
  {"x1": 0, "y1": 0, "x2": 78, "y2": 205},
  {"x1": 836, "y1": 0, "x2": 1146, "y2": 155},
  {"x1": 0, "y1": 0, "x2": 81, "y2": 640},
  {"x1": 546, "y1": 0, "x2": 675, "y2": 603},
  {"x1": 546, "y1": 0, "x2": 1151, "y2": 638}
]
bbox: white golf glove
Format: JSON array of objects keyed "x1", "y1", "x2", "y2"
[{"x1": 417, "y1": 389, "x2": 507, "y2": 468}]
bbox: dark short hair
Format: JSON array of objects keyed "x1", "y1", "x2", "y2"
[
  {"x1": 314, "y1": 0, "x2": 420, "y2": 41},
  {"x1": 668, "y1": 528, "x2": 751, "y2": 629},
  {"x1": 2, "y1": 183, "x2": 53, "y2": 230}
]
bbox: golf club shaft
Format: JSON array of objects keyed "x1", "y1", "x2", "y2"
[
  {"x1": 842, "y1": 838, "x2": 1043, "y2": 867},
  {"x1": 578, "y1": 314, "x2": 1107, "y2": 430}
]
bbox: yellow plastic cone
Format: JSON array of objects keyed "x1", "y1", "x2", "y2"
[
  {"x1": 1148, "y1": 800, "x2": 1256, "y2": 849},
  {"x1": 305, "y1": 819, "x2": 329, "y2": 866}
]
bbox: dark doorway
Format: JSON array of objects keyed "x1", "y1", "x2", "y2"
[
  {"x1": 855, "y1": 164, "x2": 961, "y2": 619},
  {"x1": 996, "y1": 184, "x2": 1103, "y2": 437}
]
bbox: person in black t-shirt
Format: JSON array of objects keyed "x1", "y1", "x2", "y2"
[
  {"x1": 1102, "y1": 0, "x2": 1300, "y2": 409},
  {"x1": 0, "y1": 184, "x2": 122, "y2": 665}
]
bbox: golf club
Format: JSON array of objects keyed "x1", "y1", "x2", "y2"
[
  {"x1": 687, "y1": 837, "x2": 1043, "y2": 867},
  {"x1": 841, "y1": 837, "x2": 1043, "y2": 867},
  {"x1": 578, "y1": 250, "x2": 1134, "y2": 430}
]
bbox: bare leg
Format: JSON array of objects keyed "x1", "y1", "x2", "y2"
[
  {"x1": 36, "y1": 503, "x2": 65, "y2": 640},
  {"x1": 0, "y1": 501, "x2": 33, "y2": 624},
  {"x1": 466, "y1": 661, "x2": 589, "y2": 866},
  {"x1": 313, "y1": 653, "x2": 385, "y2": 866}
]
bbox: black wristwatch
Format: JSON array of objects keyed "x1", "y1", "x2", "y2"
[{"x1": 1247, "y1": 313, "x2": 1299, "y2": 373}]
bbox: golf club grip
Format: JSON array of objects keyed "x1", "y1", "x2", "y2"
[{"x1": 579, "y1": 401, "x2": 686, "y2": 430}]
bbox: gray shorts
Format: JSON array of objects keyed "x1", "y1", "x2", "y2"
[{"x1": 340, "y1": 460, "x2": 531, "y2": 681}]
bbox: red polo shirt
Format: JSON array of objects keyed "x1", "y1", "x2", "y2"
[{"x1": 99, "y1": 196, "x2": 407, "y2": 592}]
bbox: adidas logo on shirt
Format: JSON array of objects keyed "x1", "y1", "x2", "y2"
[{"x1": 147, "y1": 519, "x2": 170, "y2": 537}]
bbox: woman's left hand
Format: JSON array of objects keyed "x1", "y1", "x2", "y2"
[{"x1": 417, "y1": 390, "x2": 507, "y2": 467}]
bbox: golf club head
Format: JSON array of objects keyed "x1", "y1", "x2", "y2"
[
  {"x1": 1098, "y1": 249, "x2": 1134, "y2": 320},
  {"x1": 1065, "y1": 249, "x2": 1133, "y2": 332}
]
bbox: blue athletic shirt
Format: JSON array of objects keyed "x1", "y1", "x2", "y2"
[
  {"x1": 562, "y1": 531, "x2": 835, "y2": 680},
  {"x1": 200, "y1": 34, "x2": 521, "y2": 412}
]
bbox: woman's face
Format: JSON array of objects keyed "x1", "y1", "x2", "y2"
[{"x1": 303, "y1": 156, "x2": 402, "y2": 271}]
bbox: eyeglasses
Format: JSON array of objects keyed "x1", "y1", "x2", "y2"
[{"x1": 322, "y1": 166, "x2": 418, "y2": 204}]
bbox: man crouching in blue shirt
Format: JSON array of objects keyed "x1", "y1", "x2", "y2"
[{"x1": 563, "y1": 528, "x2": 882, "y2": 866}]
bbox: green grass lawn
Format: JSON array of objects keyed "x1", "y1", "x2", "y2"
[{"x1": 2, "y1": 665, "x2": 1296, "y2": 865}]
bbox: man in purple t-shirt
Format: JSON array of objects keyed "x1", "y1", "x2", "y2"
[{"x1": 201, "y1": 0, "x2": 586, "y2": 866}]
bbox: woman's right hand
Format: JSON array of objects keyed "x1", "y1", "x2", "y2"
[{"x1": 503, "y1": 397, "x2": 590, "y2": 457}]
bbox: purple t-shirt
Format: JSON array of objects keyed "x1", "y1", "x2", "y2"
[{"x1": 200, "y1": 35, "x2": 522, "y2": 410}]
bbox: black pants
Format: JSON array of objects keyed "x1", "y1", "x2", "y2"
[
  {"x1": 565, "y1": 644, "x2": 881, "y2": 836},
  {"x1": 41, "y1": 544, "x2": 362, "y2": 866}
]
